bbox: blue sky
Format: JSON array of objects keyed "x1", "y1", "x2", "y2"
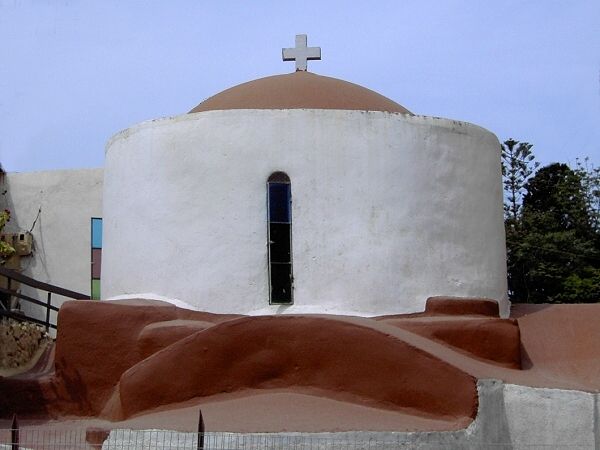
[{"x1": 1, "y1": 0, "x2": 598, "y2": 172}]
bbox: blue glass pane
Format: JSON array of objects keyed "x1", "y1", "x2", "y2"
[
  {"x1": 268, "y1": 183, "x2": 291, "y2": 223},
  {"x1": 91, "y1": 218, "x2": 103, "y2": 249}
]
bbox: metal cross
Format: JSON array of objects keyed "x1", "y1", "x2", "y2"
[{"x1": 282, "y1": 34, "x2": 321, "y2": 71}]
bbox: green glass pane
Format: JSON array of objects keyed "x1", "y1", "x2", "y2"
[{"x1": 91, "y1": 279, "x2": 101, "y2": 300}]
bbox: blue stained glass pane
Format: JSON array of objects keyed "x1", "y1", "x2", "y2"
[
  {"x1": 91, "y1": 218, "x2": 103, "y2": 249},
  {"x1": 268, "y1": 183, "x2": 291, "y2": 223}
]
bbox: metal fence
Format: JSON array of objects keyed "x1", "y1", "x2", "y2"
[
  {"x1": 0, "y1": 427, "x2": 595, "y2": 450},
  {"x1": 0, "y1": 265, "x2": 89, "y2": 331}
]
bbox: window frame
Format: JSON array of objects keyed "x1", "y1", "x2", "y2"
[
  {"x1": 91, "y1": 217, "x2": 102, "y2": 300},
  {"x1": 267, "y1": 172, "x2": 293, "y2": 305}
]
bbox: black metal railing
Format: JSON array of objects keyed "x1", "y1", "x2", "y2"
[{"x1": 0, "y1": 266, "x2": 89, "y2": 331}]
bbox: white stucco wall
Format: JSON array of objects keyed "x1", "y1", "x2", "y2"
[
  {"x1": 2, "y1": 169, "x2": 103, "y2": 323},
  {"x1": 502, "y1": 384, "x2": 596, "y2": 448},
  {"x1": 102, "y1": 381, "x2": 599, "y2": 447},
  {"x1": 103, "y1": 109, "x2": 508, "y2": 316}
]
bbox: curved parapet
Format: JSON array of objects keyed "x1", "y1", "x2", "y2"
[{"x1": 116, "y1": 315, "x2": 478, "y2": 421}]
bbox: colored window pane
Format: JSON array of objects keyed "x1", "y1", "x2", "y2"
[
  {"x1": 91, "y1": 218, "x2": 103, "y2": 248},
  {"x1": 91, "y1": 279, "x2": 101, "y2": 300},
  {"x1": 91, "y1": 248, "x2": 102, "y2": 279},
  {"x1": 269, "y1": 223, "x2": 291, "y2": 263},
  {"x1": 269, "y1": 263, "x2": 292, "y2": 304},
  {"x1": 268, "y1": 183, "x2": 291, "y2": 223}
]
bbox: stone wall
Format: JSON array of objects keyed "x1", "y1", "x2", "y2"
[{"x1": 0, "y1": 318, "x2": 50, "y2": 369}]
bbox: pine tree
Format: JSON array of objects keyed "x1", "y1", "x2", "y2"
[
  {"x1": 501, "y1": 139, "x2": 539, "y2": 300},
  {"x1": 575, "y1": 157, "x2": 600, "y2": 232},
  {"x1": 501, "y1": 139, "x2": 539, "y2": 223},
  {"x1": 515, "y1": 163, "x2": 600, "y2": 303}
]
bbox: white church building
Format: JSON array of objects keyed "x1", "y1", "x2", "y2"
[{"x1": 2, "y1": 35, "x2": 508, "y2": 319}]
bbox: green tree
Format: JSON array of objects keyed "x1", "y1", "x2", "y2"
[
  {"x1": 501, "y1": 139, "x2": 539, "y2": 301},
  {"x1": 0, "y1": 209, "x2": 15, "y2": 261},
  {"x1": 501, "y1": 139, "x2": 539, "y2": 223},
  {"x1": 575, "y1": 157, "x2": 600, "y2": 232},
  {"x1": 511, "y1": 163, "x2": 600, "y2": 303}
]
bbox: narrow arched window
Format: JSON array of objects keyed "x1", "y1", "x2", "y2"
[{"x1": 267, "y1": 172, "x2": 293, "y2": 304}]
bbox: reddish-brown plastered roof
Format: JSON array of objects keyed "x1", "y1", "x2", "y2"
[{"x1": 189, "y1": 71, "x2": 412, "y2": 114}]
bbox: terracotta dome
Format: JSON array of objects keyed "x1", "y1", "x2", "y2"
[{"x1": 189, "y1": 71, "x2": 412, "y2": 114}]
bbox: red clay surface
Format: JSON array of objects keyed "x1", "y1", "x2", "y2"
[
  {"x1": 2, "y1": 298, "x2": 600, "y2": 433},
  {"x1": 189, "y1": 71, "x2": 413, "y2": 115},
  {"x1": 117, "y1": 315, "x2": 477, "y2": 421},
  {"x1": 381, "y1": 317, "x2": 521, "y2": 368}
]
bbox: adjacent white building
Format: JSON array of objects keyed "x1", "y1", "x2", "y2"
[{"x1": 1, "y1": 169, "x2": 103, "y2": 323}]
